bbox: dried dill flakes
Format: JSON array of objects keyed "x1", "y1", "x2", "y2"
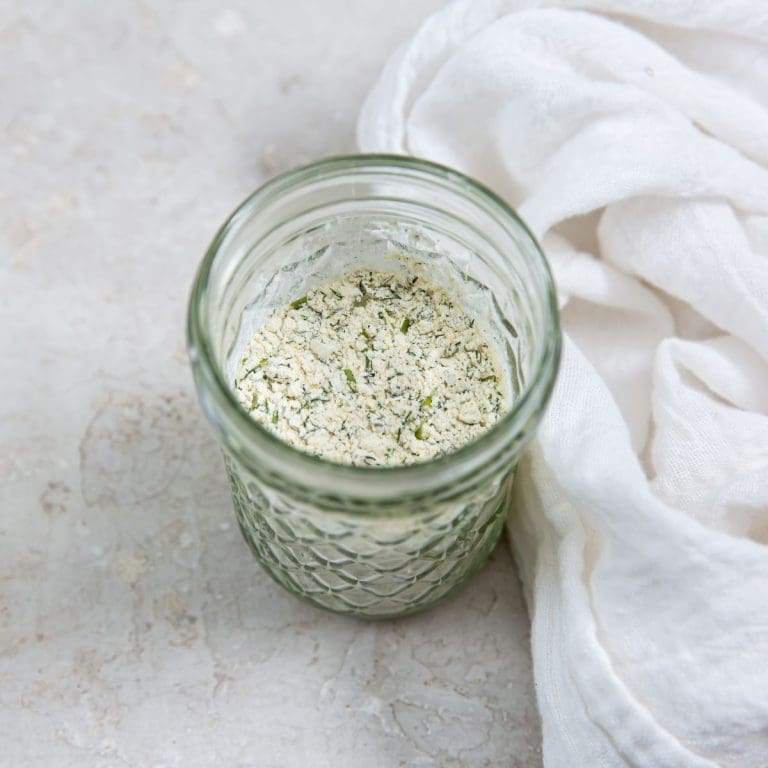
[{"x1": 234, "y1": 268, "x2": 507, "y2": 466}]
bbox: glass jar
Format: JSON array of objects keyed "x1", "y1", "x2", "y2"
[{"x1": 187, "y1": 155, "x2": 560, "y2": 618}]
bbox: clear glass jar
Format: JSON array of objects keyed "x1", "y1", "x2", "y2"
[{"x1": 187, "y1": 155, "x2": 560, "y2": 618}]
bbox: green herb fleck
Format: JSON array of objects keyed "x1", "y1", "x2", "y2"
[
  {"x1": 400, "y1": 317, "x2": 411, "y2": 333},
  {"x1": 396, "y1": 427, "x2": 402, "y2": 442},
  {"x1": 480, "y1": 374, "x2": 497, "y2": 382},
  {"x1": 343, "y1": 368, "x2": 357, "y2": 391},
  {"x1": 251, "y1": 394, "x2": 258, "y2": 410},
  {"x1": 414, "y1": 424, "x2": 425, "y2": 440},
  {"x1": 243, "y1": 357, "x2": 270, "y2": 377},
  {"x1": 422, "y1": 394, "x2": 433, "y2": 408},
  {"x1": 365, "y1": 355, "x2": 372, "y2": 371},
  {"x1": 403, "y1": 410, "x2": 412, "y2": 425},
  {"x1": 290, "y1": 295, "x2": 308, "y2": 309},
  {"x1": 362, "y1": 328, "x2": 374, "y2": 340},
  {"x1": 271, "y1": 410, "x2": 278, "y2": 424}
]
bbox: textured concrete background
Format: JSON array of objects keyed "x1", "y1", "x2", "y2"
[{"x1": 0, "y1": 2, "x2": 541, "y2": 765}]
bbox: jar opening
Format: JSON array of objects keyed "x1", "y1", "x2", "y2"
[{"x1": 188, "y1": 155, "x2": 561, "y2": 505}]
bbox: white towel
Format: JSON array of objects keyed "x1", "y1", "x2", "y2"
[{"x1": 358, "y1": 2, "x2": 768, "y2": 766}]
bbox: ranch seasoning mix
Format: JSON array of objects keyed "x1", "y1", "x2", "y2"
[{"x1": 234, "y1": 268, "x2": 507, "y2": 466}]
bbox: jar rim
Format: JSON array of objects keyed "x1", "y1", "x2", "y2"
[{"x1": 187, "y1": 154, "x2": 561, "y2": 503}]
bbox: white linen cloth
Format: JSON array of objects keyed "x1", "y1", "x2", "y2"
[{"x1": 358, "y1": 2, "x2": 768, "y2": 766}]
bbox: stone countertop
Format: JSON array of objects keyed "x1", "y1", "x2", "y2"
[{"x1": 0, "y1": 2, "x2": 541, "y2": 765}]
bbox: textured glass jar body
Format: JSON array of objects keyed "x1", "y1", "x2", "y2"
[
  {"x1": 224, "y1": 454, "x2": 512, "y2": 616},
  {"x1": 188, "y1": 156, "x2": 560, "y2": 618}
]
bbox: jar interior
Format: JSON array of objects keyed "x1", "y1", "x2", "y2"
[{"x1": 203, "y1": 170, "x2": 552, "y2": 427}]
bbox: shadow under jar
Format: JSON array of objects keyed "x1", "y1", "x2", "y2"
[{"x1": 188, "y1": 155, "x2": 560, "y2": 618}]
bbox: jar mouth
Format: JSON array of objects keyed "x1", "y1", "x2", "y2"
[{"x1": 187, "y1": 154, "x2": 561, "y2": 504}]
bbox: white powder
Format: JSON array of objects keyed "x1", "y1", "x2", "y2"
[{"x1": 235, "y1": 269, "x2": 507, "y2": 466}]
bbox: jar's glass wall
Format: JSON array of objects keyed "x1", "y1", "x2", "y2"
[{"x1": 225, "y1": 452, "x2": 511, "y2": 617}]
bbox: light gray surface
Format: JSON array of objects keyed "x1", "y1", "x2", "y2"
[{"x1": 0, "y1": 2, "x2": 541, "y2": 765}]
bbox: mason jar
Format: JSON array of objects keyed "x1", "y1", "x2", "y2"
[{"x1": 187, "y1": 155, "x2": 560, "y2": 618}]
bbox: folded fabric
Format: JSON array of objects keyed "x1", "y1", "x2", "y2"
[{"x1": 358, "y1": 2, "x2": 768, "y2": 766}]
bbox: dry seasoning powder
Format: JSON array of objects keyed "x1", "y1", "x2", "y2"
[{"x1": 235, "y1": 269, "x2": 507, "y2": 466}]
